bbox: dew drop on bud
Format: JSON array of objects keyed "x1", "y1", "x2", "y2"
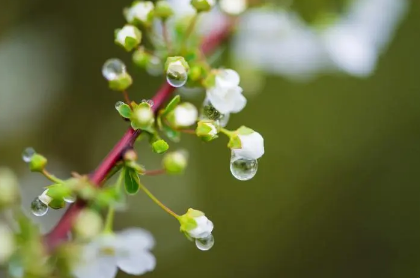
[
  {"x1": 141, "y1": 99, "x2": 154, "y2": 107},
  {"x1": 30, "y1": 198, "x2": 48, "y2": 217},
  {"x1": 115, "y1": 101, "x2": 125, "y2": 110},
  {"x1": 166, "y1": 61, "x2": 188, "y2": 88},
  {"x1": 102, "y1": 59, "x2": 126, "y2": 81},
  {"x1": 64, "y1": 194, "x2": 76, "y2": 204},
  {"x1": 22, "y1": 147, "x2": 36, "y2": 163},
  {"x1": 195, "y1": 234, "x2": 214, "y2": 251},
  {"x1": 230, "y1": 156, "x2": 258, "y2": 181}
]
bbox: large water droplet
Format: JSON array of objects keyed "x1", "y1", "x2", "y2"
[
  {"x1": 102, "y1": 59, "x2": 126, "y2": 81},
  {"x1": 22, "y1": 147, "x2": 36, "y2": 163},
  {"x1": 115, "y1": 101, "x2": 125, "y2": 110},
  {"x1": 166, "y1": 61, "x2": 188, "y2": 88},
  {"x1": 217, "y1": 113, "x2": 230, "y2": 127},
  {"x1": 230, "y1": 156, "x2": 258, "y2": 181},
  {"x1": 141, "y1": 99, "x2": 154, "y2": 107},
  {"x1": 31, "y1": 197, "x2": 48, "y2": 217},
  {"x1": 64, "y1": 194, "x2": 76, "y2": 204},
  {"x1": 195, "y1": 234, "x2": 214, "y2": 251},
  {"x1": 146, "y1": 57, "x2": 162, "y2": 76}
]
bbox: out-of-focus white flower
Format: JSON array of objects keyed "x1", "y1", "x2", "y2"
[
  {"x1": 0, "y1": 167, "x2": 20, "y2": 207},
  {"x1": 73, "y1": 228, "x2": 155, "y2": 278},
  {"x1": 125, "y1": 1, "x2": 155, "y2": 24},
  {"x1": 233, "y1": 0, "x2": 409, "y2": 80},
  {"x1": 174, "y1": 103, "x2": 198, "y2": 127},
  {"x1": 179, "y1": 208, "x2": 213, "y2": 239},
  {"x1": 206, "y1": 69, "x2": 246, "y2": 114},
  {"x1": 115, "y1": 25, "x2": 142, "y2": 52},
  {"x1": 73, "y1": 209, "x2": 104, "y2": 241},
  {"x1": 0, "y1": 222, "x2": 15, "y2": 264},
  {"x1": 231, "y1": 128, "x2": 264, "y2": 160},
  {"x1": 220, "y1": 0, "x2": 247, "y2": 15}
]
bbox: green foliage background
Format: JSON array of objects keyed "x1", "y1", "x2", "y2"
[{"x1": 0, "y1": 0, "x2": 420, "y2": 277}]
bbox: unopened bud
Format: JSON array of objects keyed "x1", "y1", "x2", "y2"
[{"x1": 73, "y1": 209, "x2": 103, "y2": 241}]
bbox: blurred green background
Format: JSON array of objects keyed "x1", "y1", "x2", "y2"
[{"x1": 1, "y1": 0, "x2": 420, "y2": 277}]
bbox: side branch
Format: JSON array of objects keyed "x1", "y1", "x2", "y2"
[{"x1": 45, "y1": 20, "x2": 234, "y2": 249}]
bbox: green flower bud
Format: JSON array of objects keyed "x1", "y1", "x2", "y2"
[
  {"x1": 114, "y1": 25, "x2": 142, "y2": 52},
  {"x1": 0, "y1": 168, "x2": 20, "y2": 208},
  {"x1": 152, "y1": 139, "x2": 169, "y2": 154},
  {"x1": 196, "y1": 121, "x2": 218, "y2": 142},
  {"x1": 191, "y1": 0, "x2": 215, "y2": 12},
  {"x1": 124, "y1": 1, "x2": 155, "y2": 26},
  {"x1": 102, "y1": 59, "x2": 133, "y2": 91},
  {"x1": 162, "y1": 151, "x2": 188, "y2": 174},
  {"x1": 133, "y1": 47, "x2": 151, "y2": 68},
  {"x1": 73, "y1": 209, "x2": 103, "y2": 241},
  {"x1": 130, "y1": 102, "x2": 155, "y2": 130},
  {"x1": 29, "y1": 154, "x2": 47, "y2": 172},
  {"x1": 155, "y1": 1, "x2": 174, "y2": 20},
  {"x1": 108, "y1": 73, "x2": 133, "y2": 91}
]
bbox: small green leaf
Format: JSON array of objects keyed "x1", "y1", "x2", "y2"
[
  {"x1": 94, "y1": 187, "x2": 121, "y2": 207},
  {"x1": 152, "y1": 139, "x2": 169, "y2": 154},
  {"x1": 116, "y1": 103, "x2": 132, "y2": 118},
  {"x1": 163, "y1": 95, "x2": 181, "y2": 116},
  {"x1": 124, "y1": 168, "x2": 140, "y2": 195},
  {"x1": 162, "y1": 124, "x2": 181, "y2": 142}
]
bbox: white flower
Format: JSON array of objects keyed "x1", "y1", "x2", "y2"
[
  {"x1": 0, "y1": 222, "x2": 15, "y2": 264},
  {"x1": 115, "y1": 25, "x2": 141, "y2": 51},
  {"x1": 174, "y1": 103, "x2": 198, "y2": 127},
  {"x1": 233, "y1": 0, "x2": 408, "y2": 80},
  {"x1": 188, "y1": 215, "x2": 214, "y2": 239},
  {"x1": 206, "y1": 69, "x2": 246, "y2": 114},
  {"x1": 233, "y1": 131, "x2": 264, "y2": 160},
  {"x1": 0, "y1": 168, "x2": 20, "y2": 206},
  {"x1": 220, "y1": 0, "x2": 247, "y2": 15},
  {"x1": 125, "y1": 1, "x2": 154, "y2": 24},
  {"x1": 73, "y1": 209, "x2": 104, "y2": 241},
  {"x1": 73, "y1": 228, "x2": 155, "y2": 278}
]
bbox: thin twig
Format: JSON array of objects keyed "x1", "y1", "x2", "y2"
[{"x1": 44, "y1": 19, "x2": 234, "y2": 250}]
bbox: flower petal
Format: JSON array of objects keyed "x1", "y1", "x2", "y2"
[
  {"x1": 233, "y1": 132, "x2": 265, "y2": 160},
  {"x1": 215, "y1": 69, "x2": 240, "y2": 88},
  {"x1": 73, "y1": 255, "x2": 118, "y2": 278},
  {"x1": 117, "y1": 228, "x2": 155, "y2": 250},
  {"x1": 229, "y1": 91, "x2": 247, "y2": 113},
  {"x1": 117, "y1": 250, "x2": 156, "y2": 275}
]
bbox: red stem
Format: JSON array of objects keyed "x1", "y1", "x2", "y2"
[{"x1": 44, "y1": 19, "x2": 233, "y2": 250}]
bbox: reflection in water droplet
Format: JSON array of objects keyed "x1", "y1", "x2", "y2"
[
  {"x1": 230, "y1": 155, "x2": 258, "y2": 181},
  {"x1": 22, "y1": 147, "x2": 36, "y2": 163},
  {"x1": 64, "y1": 194, "x2": 76, "y2": 204},
  {"x1": 195, "y1": 234, "x2": 214, "y2": 251},
  {"x1": 31, "y1": 197, "x2": 48, "y2": 217},
  {"x1": 102, "y1": 59, "x2": 126, "y2": 81},
  {"x1": 166, "y1": 61, "x2": 188, "y2": 88}
]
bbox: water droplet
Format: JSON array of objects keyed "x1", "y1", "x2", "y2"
[
  {"x1": 230, "y1": 155, "x2": 258, "y2": 181},
  {"x1": 64, "y1": 194, "x2": 76, "y2": 204},
  {"x1": 166, "y1": 61, "x2": 188, "y2": 88},
  {"x1": 216, "y1": 113, "x2": 230, "y2": 127},
  {"x1": 102, "y1": 59, "x2": 126, "y2": 81},
  {"x1": 141, "y1": 99, "x2": 154, "y2": 107},
  {"x1": 195, "y1": 234, "x2": 214, "y2": 251},
  {"x1": 22, "y1": 147, "x2": 36, "y2": 163},
  {"x1": 115, "y1": 101, "x2": 125, "y2": 110},
  {"x1": 146, "y1": 57, "x2": 162, "y2": 76},
  {"x1": 200, "y1": 100, "x2": 225, "y2": 122},
  {"x1": 30, "y1": 197, "x2": 48, "y2": 217}
]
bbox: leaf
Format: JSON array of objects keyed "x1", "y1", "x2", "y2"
[
  {"x1": 116, "y1": 103, "x2": 132, "y2": 118},
  {"x1": 124, "y1": 168, "x2": 140, "y2": 195},
  {"x1": 162, "y1": 124, "x2": 181, "y2": 142},
  {"x1": 162, "y1": 95, "x2": 181, "y2": 116}
]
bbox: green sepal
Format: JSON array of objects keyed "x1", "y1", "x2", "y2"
[
  {"x1": 152, "y1": 139, "x2": 169, "y2": 154},
  {"x1": 45, "y1": 185, "x2": 71, "y2": 200},
  {"x1": 228, "y1": 135, "x2": 242, "y2": 149},
  {"x1": 237, "y1": 126, "x2": 254, "y2": 135},
  {"x1": 49, "y1": 199, "x2": 66, "y2": 210},
  {"x1": 165, "y1": 56, "x2": 190, "y2": 72},
  {"x1": 202, "y1": 73, "x2": 216, "y2": 88},
  {"x1": 163, "y1": 95, "x2": 181, "y2": 116},
  {"x1": 109, "y1": 73, "x2": 133, "y2": 91},
  {"x1": 196, "y1": 121, "x2": 218, "y2": 142},
  {"x1": 116, "y1": 103, "x2": 132, "y2": 118},
  {"x1": 29, "y1": 154, "x2": 47, "y2": 172},
  {"x1": 191, "y1": 0, "x2": 213, "y2": 12},
  {"x1": 178, "y1": 214, "x2": 198, "y2": 232},
  {"x1": 125, "y1": 36, "x2": 139, "y2": 52},
  {"x1": 124, "y1": 168, "x2": 140, "y2": 195}
]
